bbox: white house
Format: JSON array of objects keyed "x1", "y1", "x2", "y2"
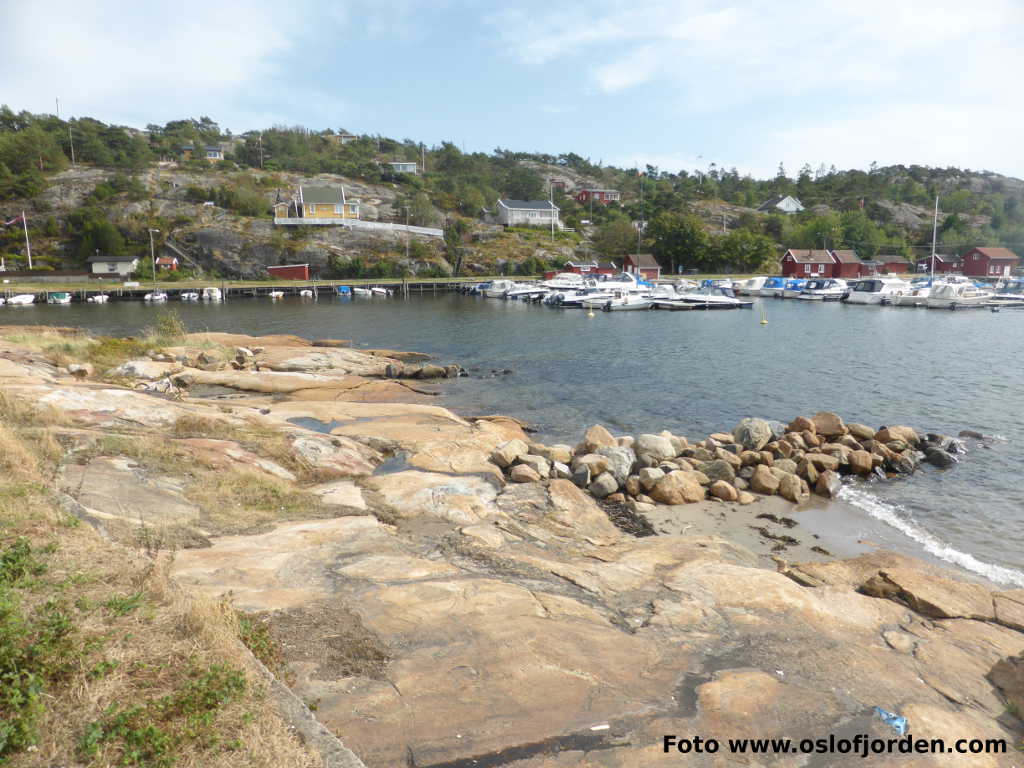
[
  {"x1": 87, "y1": 254, "x2": 140, "y2": 276},
  {"x1": 757, "y1": 195, "x2": 805, "y2": 214},
  {"x1": 388, "y1": 162, "x2": 418, "y2": 174},
  {"x1": 494, "y1": 199, "x2": 560, "y2": 228}
]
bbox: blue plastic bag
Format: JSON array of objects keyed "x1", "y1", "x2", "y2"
[{"x1": 873, "y1": 706, "x2": 908, "y2": 735}]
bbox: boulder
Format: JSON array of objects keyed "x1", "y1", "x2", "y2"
[
  {"x1": 924, "y1": 448, "x2": 957, "y2": 468},
  {"x1": 811, "y1": 411, "x2": 846, "y2": 437},
  {"x1": 797, "y1": 458, "x2": 818, "y2": 486},
  {"x1": 765, "y1": 420, "x2": 787, "y2": 440},
  {"x1": 835, "y1": 434, "x2": 862, "y2": 450},
  {"x1": 596, "y1": 445, "x2": 636, "y2": 485},
  {"x1": 859, "y1": 569, "x2": 995, "y2": 620},
  {"x1": 517, "y1": 454, "x2": 551, "y2": 479},
  {"x1": 876, "y1": 426, "x2": 920, "y2": 446},
  {"x1": 783, "y1": 432, "x2": 806, "y2": 450},
  {"x1": 571, "y1": 464, "x2": 591, "y2": 488},
  {"x1": 571, "y1": 453, "x2": 609, "y2": 476},
  {"x1": 778, "y1": 473, "x2": 810, "y2": 503},
  {"x1": 492, "y1": 439, "x2": 530, "y2": 468},
  {"x1": 993, "y1": 591, "x2": 1024, "y2": 632},
  {"x1": 510, "y1": 464, "x2": 541, "y2": 483},
  {"x1": 624, "y1": 475, "x2": 641, "y2": 497},
  {"x1": 750, "y1": 465, "x2": 780, "y2": 495},
  {"x1": 848, "y1": 450, "x2": 874, "y2": 476},
  {"x1": 416, "y1": 364, "x2": 448, "y2": 379},
  {"x1": 737, "y1": 491, "x2": 756, "y2": 505},
  {"x1": 588, "y1": 472, "x2": 619, "y2": 498},
  {"x1": 550, "y1": 461, "x2": 572, "y2": 480},
  {"x1": 759, "y1": 450, "x2": 774, "y2": 466},
  {"x1": 709, "y1": 480, "x2": 738, "y2": 502},
  {"x1": 801, "y1": 430, "x2": 822, "y2": 447},
  {"x1": 536, "y1": 443, "x2": 573, "y2": 464},
  {"x1": 814, "y1": 470, "x2": 842, "y2": 498},
  {"x1": 773, "y1": 458, "x2": 798, "y2": 475},
  {"x1": 709, "y1": 432, "x2": 735, "y2": 445},
  {"x1": 68, "y1": 362, "x2": 94, "y2": 378},
  {"x1": 638, "y1": 466, "x2": 665, "y2": 492},
  {"x1": 650, "y1": 471, "x2": 705, "y2": 505},
  {"x1": 803, "y1": 452, "x2": 840, "y2": 472},
  {"x1": 847, "y1": 423, "x2": 876, "y2": 441},
  {"x1": 616, "y1": 436, "x2": 635, "y2": 449},
  {"x1": 690, "y1": 447, "x2": 715, "y2": 462},
  {"x1": 633, "y1": 434, "x2": 677, "y2": 463},
  {"x1": 714, "y1": 447, "x2": 742, "y2": 467},
  {"x1": 787, "y1": 416, "x2": 815, "y2": 434},
  {"x1": 732, "y1": 418, "x2": 773, "y2": 451},
  {"x1": 988, "y1": 655, "x2": 1024, "y2": 717},
  {"x1": 700, "y1": 459, "x2": 736, "y2": 484},
  {"x1": 739, "y1": 450, "x2": 762, "y2": 467},
  {"x1": 578, "y1": 424, "x2": 616, "y2": 454}
]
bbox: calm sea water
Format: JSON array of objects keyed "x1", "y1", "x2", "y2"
[{"x1": 15, "y1": 293, "x2": 1024, "y2": 585}]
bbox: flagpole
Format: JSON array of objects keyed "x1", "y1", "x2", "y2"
[
  {"x1": 929, "y1": 196, "x2": 938, "y2": 283},
  {"x1": 22, "y1": 212, "x2": 32, "y2": 270}
]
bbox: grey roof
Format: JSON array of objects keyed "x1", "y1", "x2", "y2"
[
  {"x1": 757, "y1": 195, "x2": 803, "y2": 212},
  {"x1": 875, "y1": 253, "x2": 911, "y2": 264},
  {"x1": 300, "y1": 185, "x2": 344, "y2": 205},
  {"x1": 917, "y1": 253, "x2": 961, "y2": 263},
  {"x1": 830, "y1": 249, "x2": 861, "y2": 264},
  {"x1": 87, "y1": 254, "x2": 139, "y2": 263},
  {"x1": 499, "y1": 199, "x2": 558, "y2": 211}
]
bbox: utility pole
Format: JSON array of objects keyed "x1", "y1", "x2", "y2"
[
  {"x1": 405, "y1": 207, "x2": 410, "y2": 263},
  {"x1": 148, "y1": 228, "x2": 160, "y2": 291},
  {"x1": 258, "y1": 133, "x2": 264, "y2": 169}
]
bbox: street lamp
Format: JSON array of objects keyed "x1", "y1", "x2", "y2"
[{"x1": 148, "y1": 228, "x2": 160, "y2": 291}]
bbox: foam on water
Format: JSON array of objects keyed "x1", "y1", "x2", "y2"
[{"x1": 838, "y1": 485, "x2": 1024, "y2": 587}]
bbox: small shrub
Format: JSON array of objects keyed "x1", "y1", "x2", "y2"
[{"x1": 236, "y1": 612, "x2": 283, "y2": 673}]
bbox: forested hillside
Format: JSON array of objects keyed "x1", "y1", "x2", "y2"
[{"x1": 1, "y1": 106, "x2": 1022, "y2": 276}]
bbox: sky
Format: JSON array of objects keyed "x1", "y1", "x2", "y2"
[{"x1": 3, "y1": 0, "x2": 1023, "y2": 179}]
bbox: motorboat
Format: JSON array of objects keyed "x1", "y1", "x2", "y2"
[
  {"x1": 87, "y1": 294, "x2": 109, "y2": 304},
  {"x1": 299, "y1": 289, "x2": 314, "y2": 298},
  {"x1": 600, "y1": 291, "x2": 653, "y2": 311},
  {"x1": 268, "y1": 290, "x2": 285, "y2": 300},
  {"x1": 925, "y1": 283, "x2": 994, "y2": 309},
  {"x1": 675, "y1": 285, "x2": 753, "y2": 308},
  {"x1": 592, "y1": 272, "x2": 648, "y2": 294},
  {"x1": 646, "y1": 284, "x2": 683, "y2": 301},
  {"x1": 735, "y1": 276, "x2": 768, "y2": 295},
  {"x1": 887, "y1": 278, "x2": 934, "y2": 307},
  {"x1": 505, "y1": 283, "x2": 548, "y2": 301},
  {"x1": 484, "y1": 279, "x2": 516, "y2": 298},
  {"x1": 144, "y1": 291, "x2": 168, "y2": 302},
  {"x1": 781, "y1": 278, "x2": 808, "y2": 299},
  {"x1": 543, "y1": 288, "x2": 587, "y2": 306},
  {"x1": 842, "y1": 277, "x2": 912, "y2": 304},
  {"x1": 798, "y1": 278, "x2": 847, "y2": 300},
  {"x1": 580, "y1": 290, "x2": 623, "y2": 309},
  {"x1": 541, "y1": 272, "x2": 588, "y2": 290},
  {"x1": 47, "y1": 292, "x2": 72, "y2": 305},
  {"x1": 201, "y1": 287, "x2": 222, "y2": 301},
  {"x1": 7, "y1": 294, "x2": 35, "y2": 305},
  {"x1": 991, "y1": 278, "x2": 1024, "y2": 306},
  {"x1": 370, "y1": 286, "x2": 392, "y2": 297},
  {"x1": 180, "y1": 291, "x2": 200, "y2": 301},
  {"x1": 758, "y1": 276, "x2": 787, "y2": 297},
  {"x1": 352, "y1": 287, "x2": 373, "y2": 297}
]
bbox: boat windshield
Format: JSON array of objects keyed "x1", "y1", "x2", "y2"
[{"x1": 854, "y1": 280, "x2": 881, "y2": 292}]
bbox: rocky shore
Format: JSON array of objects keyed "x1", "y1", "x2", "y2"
[{"x1": 1, "y1": 324, "x2": 1022, "y2": 767}]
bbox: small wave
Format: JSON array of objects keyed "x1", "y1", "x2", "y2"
[{"x1": 838, "y1": 486, "x2": 1024, "y2": 588}]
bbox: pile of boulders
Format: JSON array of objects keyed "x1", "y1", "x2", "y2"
[{"x1": 490, "y1": 412, "x2": 968, "y2": 507}]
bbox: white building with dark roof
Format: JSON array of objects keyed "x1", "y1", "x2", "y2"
[{"x1": 494, "y1": 199, "x2": 560, "y2": 227}]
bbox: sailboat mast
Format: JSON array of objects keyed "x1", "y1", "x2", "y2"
[{"x1": 930, "y1": 196, "x2": 938, "y2": 282}]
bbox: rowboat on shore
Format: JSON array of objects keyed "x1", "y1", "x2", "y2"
[{"x1": 7, "y1": 294, "x2": 35, "y2": 305}]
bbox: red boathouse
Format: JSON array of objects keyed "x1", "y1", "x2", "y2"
[{"x1": 267, "y1": 264, "x2": 310, "y2": 280}]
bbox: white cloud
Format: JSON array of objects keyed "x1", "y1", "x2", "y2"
[{"x1": 0, "y1": 0, "x2": 314, "y2": 130}]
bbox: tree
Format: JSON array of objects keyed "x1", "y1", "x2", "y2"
[
  {"x1": 591, "y1": 217, "x2": 637, "y2": 259},
  {"x1": 716, "y1": 229, "x2": 776, "y2": 272},
  {"x1": 502, "y1": 165, "x2": 544, "y2": 200},
  {"x1": 648, "y1": 212, "x2": 709, "y2": 273}
]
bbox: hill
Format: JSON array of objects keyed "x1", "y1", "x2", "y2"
[{"x1": 1, "y1": 107, "x2": 1023, "y2": 276}]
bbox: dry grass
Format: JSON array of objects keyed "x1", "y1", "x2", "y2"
[
  {"x1": 171, "y1": 415, "x2": 315, "y2": 481},
  {"x1": 0, "y1": 393, "x2": 320, "y2": 768},
  {"x1": 186, "y1": 471, "x2": 325, "y2": 535}
]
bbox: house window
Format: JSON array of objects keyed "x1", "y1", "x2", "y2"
[
  {"x1": 334, "y1": 204, "x2": 343, "y2": 215},
  {"x1": 804, "y1": 265, "x2": 811, "y2": 274},
  {"x1": 107, "y1": 263, "x2": 117, "y2": 273}
]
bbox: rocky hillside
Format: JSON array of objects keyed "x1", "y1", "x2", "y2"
[{"x1": 2, "y1": 324, "x2": 1022, "y2": 766}]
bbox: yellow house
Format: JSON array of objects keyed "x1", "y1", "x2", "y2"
[{"x1": 298, "y1": 185, "x2": 360, "y2": 219}]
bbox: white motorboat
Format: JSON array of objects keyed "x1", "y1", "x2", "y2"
[
  {"x1": 676, "y1": 285, "x2": 753, "y2": 308},
  {"x1": 735, "y1": 276, "x2": 769, "y2": 295},
  {"x1": 592, "y1": 272, "x2": 648, "y2": 294},
  {"x1": 484, "y1": 279, "x2": 516, "y2": 298},
  {"x1": 646, "y1": 284, "x2": 683, "y2": 300},
  {"x1": 990, "y1": 278, "x2": 1024, "y2": 306},
  {"x1": 0, "y1": 297, "x2": 5, "y2": 305},
  {"x1": 8, "y1": 294, "x2": 35, "y2": 305},
  {"x1": 926, "y1": 283, "x2": 994, "y2": 309},
  {"x1": 352, "y1": 287, "x2": 373, "y2": 297},
  {"x1": 580, "y1": 290, "x2": 621, "y2": 309},
  {"x1": 299, "y1": 289, "x2": 314, "y2": 298},
  {"x1": 370, "y1": 286, "x2": 392, "y2": 296},
  {"x1": 180, "y1": 291, "x2": 200, "y2": 301},
  {"x1": 798, "y1": 278, "x2": 847, "y2": 300},
  {"x1": 842, "y1": 277, "x2": 912, "y2": 304},
  {"x1": 758, "y1": 277, "x2": 786, "y2": 297},
  {"x1": 268, "y1": 291, "x2": 284, "y2": 300},
  {"x1": 543, "y1": 288, "x2": 587, "y2": 306},
  {"x1": 87, "y1": 294, "x2": 109, "y2": 304},
  {"x1": 541, "y1": 272, "x2": 589, "y2": 290},
  {"x1": 144, "y1": 291, "x2": 168, "y2": 302},
  {"x1": 781, "y1": 279, "x2": 808, "y2": 299},
  {"x1": 47, "y1": 292, "x2": 72, "y2": 305},
  {"x1": 600, "y1": 291, "x2": 653, "y2": 311},
  {"x1": 201, "y1": 286, "x2": 222, "y2": 301},
  {"x1": 505, "y1": 283, "x2": 547, "y2": 300},
  {"x1": 888, "y1": 278, "x2": 934, "y2": 307}
]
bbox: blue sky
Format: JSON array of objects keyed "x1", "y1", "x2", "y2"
[{"x1": 4, "y1": 0, "x2": 1023, "y2": 178}]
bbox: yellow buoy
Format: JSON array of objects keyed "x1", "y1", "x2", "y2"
[
  {"x1": 587, "y1": 309, "x2": 596, "y2": 317},
  {"x1": 759, "y1": 303, "x2": 768, "y2": 325}
]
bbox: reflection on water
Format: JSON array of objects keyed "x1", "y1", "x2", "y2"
[{"x1": 19, "y1": 293, "x2": 1024, "y2": 582}]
